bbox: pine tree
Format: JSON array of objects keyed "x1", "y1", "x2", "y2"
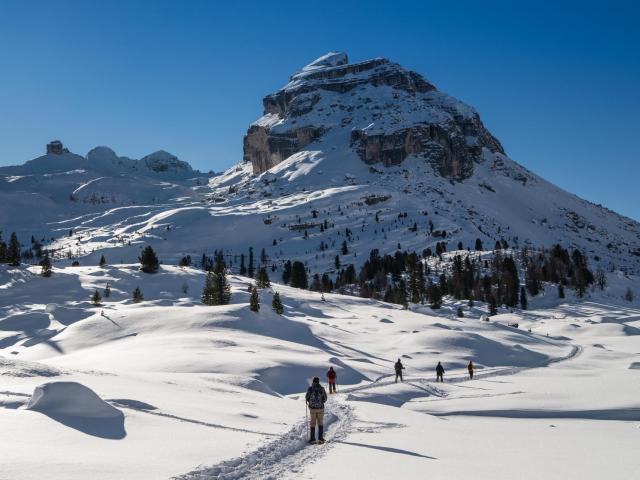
[
  {"x1": 595, "y1": 268, "x2": 607, "y2": 290},
  {"x1": 290, "y1": 261, "x2": 308, "y2": 289},
  {"x1": 239, "y1": 253, "x2": 247, "y2": 275},
  {"x1": 248, "y1": 247, "x2": 255, "y2": 278},
  {"x1": 558, "y1": 283, "x2": 565, "y2": 299},
  {"x1": 341, "y1": 241, "x2": 348, "y2": 255},
  {"x1": 99, "y1": 255, "x2": 106, "y2": 268},
  {"x1": 282, "y1": 260, "x2": 292, "y2": 284},
  {"x1": 249, "y1": 286, "x2": 260, "y2": 312},
  {"x1": 334, "y1": 255, "x2": 340, "y2": 269},
  {"x1": 201, "y1": 271, "x2": 232, "y2": 306},
  {"x1": 456, "y1": 306, "x2": 464, "y2": 317},
  {"x1": 40, "y1": 253, "x2": 52, "y2": 277},
  {"x1": 7, "y1": 232, "x2": 21, "y2": 266},
  {"x1": 272, "y1": 292, "x2": 284, "y2": 314},
  {"x1": 104, "y1": 283, "x2": 111, "y2": 298},
  {"x1": 256, "y1": 267, "x2": 271, "y2": 288},
  {"x1": 0, "y1": 238, "x2": 7, "y2": 263},
  {"x1": 139, "y1": 246, "x2": 159, "y2": 273},
  {"x1": 520, "y1": 286, "x2": 528, "y2": 310},
  {"x1": 132, "y1": 287, "x2": 144, "y2": 303},
  {"x1": 260, "y1": 248, "x2": 267, "y2": 265},
  {"x1": 91, "y1": 289, "x2": 102, "y2": 305},
  {"x1": 475, "y1": 238, "x2": 483, "y2": 251},
  {"x1": 488, "y1": 296, "x2": 498, "y2": 316},
  {"x1": 625, "y1": 287, "x2": 634, "y2": 302},
  {"x1": 427, "y1": 284, "x2": 442, "y2": 309}
]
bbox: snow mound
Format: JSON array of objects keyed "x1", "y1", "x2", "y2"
[{"x1": 27, "y1": 381, "x2": 122, "y2": 419}]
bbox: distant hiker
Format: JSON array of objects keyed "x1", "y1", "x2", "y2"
[
  {"x1": 394, "y1": 358, "x2": 405, "y2": 383},
  {"x1": 436, "y1": 361, "x2": 445, "y2": 382},
  {"x1": 326, "y1": 366, "x2": 337, "y2": 393},
  {"x1": 467, "y1": 361, "x2": 475, "y2": 380},
  {"x1": 305, "y1": 377, "x2": 328, "y2": 444}
]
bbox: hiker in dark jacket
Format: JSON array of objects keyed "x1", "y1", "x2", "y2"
[
  {"x1": 326, "y1": 366, "x2": 337, "y2": 393},
  {"x1": 436, "y1": 361, "x2": 445, "y2": 382},
  {"x1": 394, "y1": 359, "x2": 405, "y2": 383},
  {"x1": 467, "y1": 361, "x2": 475, "y2": 380},
  {"x1": 305, "y1": 377, "x2": 328, "y2": 443}
]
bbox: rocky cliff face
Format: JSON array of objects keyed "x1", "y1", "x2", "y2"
[{"x1": 243, "y1": 52, "x2": 503, "y2": 179}]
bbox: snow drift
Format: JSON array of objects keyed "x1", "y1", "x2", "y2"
[{"x1": 26, "y1": 381, "x2": 125, "y2": 439}]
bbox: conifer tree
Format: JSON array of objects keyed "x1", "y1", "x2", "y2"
[
  {"x1": 625, "y1": 287, "x2": 634, "y2": 302},
  {"x1": 0, "y1": 237, "x2": 7, "y2": 263},
  {"x1": 595, "y1": 268, "x2": 607, "y2": 291},
  {"x1": 456, "y1": 306, "x2": 464, "y2": 318},
  {"x1": 91, "y1": 289, "x2": 102, "y2": 305},
  {"x1": 272, "y1": 292, "x2": 284, "y2": 314},
  {"x1": 475, "y1": 238, "x2": 483, "y2": 251},
  {"x1": 260, "y1": 248, "x2": 267, "y2": 265},
  {"x1": 99, "y1": 255, "x2": 106, "y2": 268},
  {"x1": 132, "y1": 287, "x2": 144, "y2": 303},
  {"x1": 488, "y1": 296, "x2": 498, "y2": 316},
  {"x1": 249, "y1": 286, "x2": 260, "y2": 312},
  {"x1": 427, "y1": 284, "x2": 442, "y2": 309},
  {"x1": 40, "y1": 253, "x2": 52, "y2": 277},
  {"x1": 282, "y1": 260, "x2": 292, "y2": 284},
  {"x1": 558, "y1": 283, "x2": 565, "y2": 299},
  {"x1": 520, "y1": 286, "x2": 528, "y2": 310},
  {"x1": 201, "y1": 270, "x2": 231, "y2": 305},
  {"x1": 139, "y1": 246, "x2": 159, "y2": 273},
  {"x1": 341, "y1": 241, "x2": 348, "y2": 255},
  {"x1": 8, "y1": 232, "x2": 21, "y2": 266},
  {"x1": 239, "y1": 253, "x2": 247, "y2": 275},
  {"x1": 256, "y1": 266, "x2": 271, "y2": 288},
  {"x1": 334, "y1": 255, "x2": 341, "y2": 269},
  {"x1": 290, "y1": 261, "x2": 308, "y2": 289},
  {"x1": 248, "y1": 247, "x2": 255, "y2": 278}
]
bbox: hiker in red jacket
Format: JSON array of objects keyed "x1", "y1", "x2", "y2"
[{"x1": 326, "y1": 366, "x2": 337, "y2": 393}]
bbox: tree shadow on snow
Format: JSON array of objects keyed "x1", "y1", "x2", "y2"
[{"x1": 337, "y1": 440, "x2": 437, "y2": 460}]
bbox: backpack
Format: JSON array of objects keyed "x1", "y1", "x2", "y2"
[{"x1": 308, "y1": 386, "x2": 325, "y2": 409}]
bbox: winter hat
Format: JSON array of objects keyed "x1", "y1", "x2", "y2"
[{"x1": 313, "y1": 377, "x2": 320, "y2": 384}]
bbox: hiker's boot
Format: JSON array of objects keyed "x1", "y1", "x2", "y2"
[
  {"x1": 309, "y1": 427, "x2": 316, "y2": 444},
  {"x1": 318, "y1": 425, "x2": 325, "y2": 443}
]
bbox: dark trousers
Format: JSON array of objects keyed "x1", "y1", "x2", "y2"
[
  {"x1": 395, "y1": 371, "x2": 403, "y2": 382},
  {"x1": 328, "y1": 382, "x2": 336, "y2": 393},
  {"x1": 437, "y1": 373, "x2": 443, "y2": 382},
  {"x1": 469, "y1": 370, "x2": 474, "y2": 379}
]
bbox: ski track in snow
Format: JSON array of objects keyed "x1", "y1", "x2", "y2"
[{"x1": 171, "y1": 344, "x2": 581, "y2": 479}]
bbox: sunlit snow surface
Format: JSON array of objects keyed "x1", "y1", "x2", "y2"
[{"x1": 0, "y1": 263, "x2": 638, "y2": 479}]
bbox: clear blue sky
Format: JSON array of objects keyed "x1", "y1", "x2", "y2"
[{"x1": 1, "y1": 0, "x2": 638, "y2": 220}]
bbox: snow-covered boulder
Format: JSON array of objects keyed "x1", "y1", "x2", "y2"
[
  {"x1": 27, "y1": 381, "x2": 122, "y2": 419},
  {"x1": 26, "y1": 381, "x2": 125, "y2": 438}
]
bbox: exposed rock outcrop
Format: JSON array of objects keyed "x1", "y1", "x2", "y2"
[
  {"x1": 46, "y1": 140, "x2": 69, "y2": 155},
  {"x1": 243, "y1": 52, "x2": 503, "y2": 177}
]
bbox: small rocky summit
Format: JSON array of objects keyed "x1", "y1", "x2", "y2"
[
  {"x1": 243, "y1": 52, "x2": 503, "y2": 179},
  {"x1": 46, "y1": 140, "x2": 70, "y2": 155}
]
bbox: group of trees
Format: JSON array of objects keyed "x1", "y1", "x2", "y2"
[
  {"x1": 316, "y1": 244, "x2": 598, "y2": 313},
  {"x1": 0, "y1": 232, "x2": 23, "y2": 266}
]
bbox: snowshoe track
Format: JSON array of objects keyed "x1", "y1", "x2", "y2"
[{"x1": 173, "y1": 401, "x2": 353, "y2": 480}]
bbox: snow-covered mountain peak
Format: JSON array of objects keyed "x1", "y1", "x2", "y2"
[
  {"x1": 141, "y1": 150, "x2": 193, "y2": 174},
  {"x1": 295, "y1": 51, "x2": 349, "y2": 76}
]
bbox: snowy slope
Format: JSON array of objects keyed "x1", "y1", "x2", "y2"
[
  {"x1": 0, "y1": 263, "x2": 638, "y2": 479},
  {"x1": 2, "y1": 54, "x2": 637, "y2": 282}
]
